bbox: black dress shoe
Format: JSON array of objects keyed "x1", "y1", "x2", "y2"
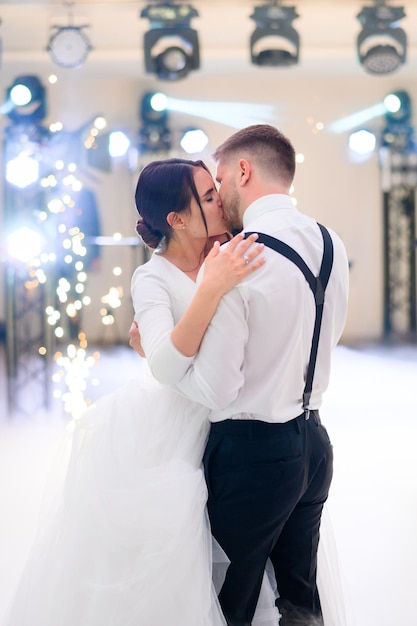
[{"x1": 276, "y1": 599, "x2": 324, "y2": 626}]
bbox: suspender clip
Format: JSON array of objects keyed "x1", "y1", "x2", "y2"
[{"x1": 303, "y1": 390, "x2": 312, "y2": 420}]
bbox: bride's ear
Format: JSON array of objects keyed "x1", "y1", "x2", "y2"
[{"x1": 167, "y1": 211, "x2": 186, "y2": 231}]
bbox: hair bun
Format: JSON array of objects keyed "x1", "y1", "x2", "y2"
[{"x1": 136, "y1": 217, "x2": 162, "y2": 249}]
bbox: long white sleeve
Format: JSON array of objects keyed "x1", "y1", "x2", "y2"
[{"x1": 131, "y1": 256, "x2": 195, "y2": 385}]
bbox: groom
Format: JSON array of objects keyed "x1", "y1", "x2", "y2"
[{"x1": 132, "y1": 125, "x2": 349, "y2": 626}]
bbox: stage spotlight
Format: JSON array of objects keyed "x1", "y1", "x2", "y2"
[
  {"x1": 141, "y1": 91, "x2": 169, "y2": 124},
  {"x1": 356, "y1": 1, "x2": 407, "y2": 75},
  {"x1": 138, "y1": 123, "x2": 172, "y2": 153},
  {"x1": 250, "y1": 1, "x2": 300, "y2": 67},
  {"x1": 141, "y1": 2, "x2": 200, "y2": 80},
  {"x1": 180, "y1": 128, "x2": 208, "y2": 154},
  {"x1": 6, "y1": 75, "x2": 47, "y2": 124},
  {"x1": 384, "y1": 90, "x2": 411, "y2": 123},
  {"x1": 139, "y1": 91, "x2": 171, "y2": 153},
  {"x1": 382, "y1": 90, "x2": 414, "y2": 152},
  {"x1": 47, "y1": 25, "x2": 92, "y2": 68}
]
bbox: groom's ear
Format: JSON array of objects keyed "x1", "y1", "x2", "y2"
[
  {"x1": 238, "y1": 159, "x2": 251, "y2": 186},
  {"x1": 167, "y1": 211, "x2": 186, "y2": 230}
]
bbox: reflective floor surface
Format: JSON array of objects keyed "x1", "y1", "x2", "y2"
[{"x1": 0, "y1": 342, "x2": 416, "y2": 626}]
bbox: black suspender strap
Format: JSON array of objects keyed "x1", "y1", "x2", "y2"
[{"x1": 245, "y1": 223, "x2": 334, "y2": 416}]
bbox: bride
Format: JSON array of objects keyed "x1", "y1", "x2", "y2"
[{"x1": 2, "y1": 158, "x2": 279, "y2": 626}]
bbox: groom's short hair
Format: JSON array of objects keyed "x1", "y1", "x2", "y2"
[{"x1": 212, "y1": 124, "x2": 296, "y2": 187}]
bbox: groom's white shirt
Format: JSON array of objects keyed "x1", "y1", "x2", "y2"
[{"x1": 137, "y1": 195, "x2": 349, "y2": 424}]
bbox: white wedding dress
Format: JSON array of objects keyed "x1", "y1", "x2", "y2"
[
  {"x1": 2, "y1": 253, "x2": 279, "y2": 626},
  {"x1": 2, "y1": 371, "x2": 279, "y2": 626},
  {"x1": 2, "y1": 252, "x2": 344, "y2": 626}
]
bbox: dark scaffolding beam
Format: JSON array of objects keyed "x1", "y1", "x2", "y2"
[
  {"x1": 380, "y1": 149, "x2": 417, "y2": 339},
  {"x1": 5, "y1": 265, "x2": 53, "y2": 414},
  {"x1": 3, "y1": 118, "x2": 55, "y2": 415}
]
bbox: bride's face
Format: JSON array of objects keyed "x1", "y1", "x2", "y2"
[{"x1": 186, "y1": 167, "x2": 228, "y2": 238}]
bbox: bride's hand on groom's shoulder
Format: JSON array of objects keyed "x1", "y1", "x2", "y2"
[{"x1": 202, "y1": 232, "x2": 266, "y2": 296}]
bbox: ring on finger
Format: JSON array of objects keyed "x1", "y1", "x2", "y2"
[{"x1": 243, "y1": 255, "x2": 249, "y2": 265}]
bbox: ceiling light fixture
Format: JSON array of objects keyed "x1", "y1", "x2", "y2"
[
  {"x1": 356, "y1": 0, "x2": 407, "y2": 75},
  {"x1": 47, "y1": 2, "x2": 92, "y2": 69},
  {"x1": 141, "y1": 2, "x2": 200, "y2": 81},
  {"x1": 250, "y1": 0, "x2": 300, "y2": 67}
]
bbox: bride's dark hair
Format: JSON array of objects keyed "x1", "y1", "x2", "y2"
[{"x1": 135, "y1": 158, "x2": 211, "y2": 249}]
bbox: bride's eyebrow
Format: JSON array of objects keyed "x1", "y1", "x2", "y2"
[{"x1": 200, "y1": 186, "x2": 215, "y2": 199}]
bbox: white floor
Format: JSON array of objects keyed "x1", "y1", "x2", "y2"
[{"x1": 0, "y1": 342, "x2": 416, "y2": 626}]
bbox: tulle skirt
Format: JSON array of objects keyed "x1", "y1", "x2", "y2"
[{"x1": 2, "y1": 370, "x2": 280, "y2": 626}]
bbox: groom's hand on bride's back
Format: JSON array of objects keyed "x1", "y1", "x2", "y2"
[{"x1": 129, "y1": 321, "x2": 146, "y2": 358}]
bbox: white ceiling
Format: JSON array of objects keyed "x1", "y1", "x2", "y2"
[{"x1": 0, "y1": 1, "x2": 416, "y2": 82}]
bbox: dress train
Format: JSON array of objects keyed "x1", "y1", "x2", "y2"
[{"x1": 2, "y1": 372, "x2": 280, "y2": 626}]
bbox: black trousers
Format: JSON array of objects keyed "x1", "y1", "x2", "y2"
[{"x1": 203, "y1": 412, "x2": 333, "y2": 626}]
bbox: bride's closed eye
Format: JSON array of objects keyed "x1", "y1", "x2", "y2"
[{"x1": 202, "y1": 187, "x2": 221, "y2": 204}]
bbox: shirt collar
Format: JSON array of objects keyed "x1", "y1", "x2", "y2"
[{"x1": 242, "y1": 194, "x2": 295, "y2": 228}]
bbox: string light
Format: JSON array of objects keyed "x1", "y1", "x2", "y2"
[
  {"x1": 53, "y1": 344, "x2": 100, "y2": 419},
  {"x1": 12, "y1": 143, "x2": 124, "y2": 416}
]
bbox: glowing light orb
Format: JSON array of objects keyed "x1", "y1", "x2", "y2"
[
  {"x1": 6, "y1": 155, "x2": 40, "y2": 188},
  {"x1": 7, "y1": 227, "x2": 42, "y2": 263}
]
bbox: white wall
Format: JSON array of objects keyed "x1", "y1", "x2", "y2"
[{"x1": 1, "y1": 70, "x2": 416, "y2": 345}]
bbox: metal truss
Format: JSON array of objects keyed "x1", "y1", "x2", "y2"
[
  {"x1": 5, "y1": 264, "x2": 54, "y2": 415},
  {"x1": 2, "y1": 123, "x2": 55, "y2": 414},
  {"x1": 381, "y1": 148, "x2": 417, "y2": 339}
]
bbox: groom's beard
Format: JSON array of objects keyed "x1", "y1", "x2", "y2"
[{"x1": 222, "y1": 187, "x2": 243, "y2": 233}]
